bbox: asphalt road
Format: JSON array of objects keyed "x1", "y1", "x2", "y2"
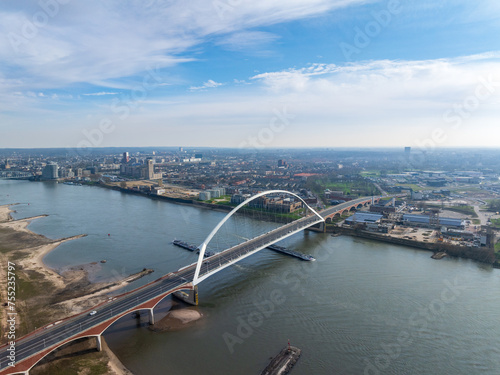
[{"x1": 0, "y1": 212, "x2": 325, "y2": 372}]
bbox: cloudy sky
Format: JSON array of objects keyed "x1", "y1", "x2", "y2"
[{"x1": 1, "y1": 0, "x2": 500, "y2": 149}]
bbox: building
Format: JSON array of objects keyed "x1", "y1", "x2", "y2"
[
  {"x1": 120, "y1": 160, "x2": 161, "y2": 180},
  {"x1": 122, "y1": 152, "x2": 129, "y2": 164},
  {"x1": 42, "y1": 162, "x2": 58, "y2": 180},
  {"x1": 199, "y1": 191, "x2": 211, "y2": 201},
  {"x1": 345, "y1": 212, "x2": 383, "y2": 225},
  {"x1": 231, "y1": 194, "x2": 250, "y2": 204},
  {"x1": 153, "y1": 187, "x2": 165, "y2": 196},
  {"x1": 402, "y1": 214, "x2": 464, "y2": 229},
  {"x1": 146, "y1": 159, "x2": 155, "y2": 179},
  {"x1": 248, "y1": 195, "x2": 302, "y2": 213}
]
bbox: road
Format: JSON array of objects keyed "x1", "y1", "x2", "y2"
[
  {"x1": 1, "y1": 195, "x2": 377, "y2": 373},
  {"x1": 0, "y1": 212, "x2": 324, "y2": 373}
]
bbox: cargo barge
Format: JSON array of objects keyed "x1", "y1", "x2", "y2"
[
  {"x1": 172, "y1": 240, "x2": 215, "y2": 257},
  {"x1": 267, "y1": 244, "x2": 315, "y2": 261}
]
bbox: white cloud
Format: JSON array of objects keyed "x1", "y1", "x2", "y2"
[
  {"x1": 82, "y1": 92, "x2": 119, "y2": 96},
  {"x1": 0, "y1": 0, "x2": 366, "y2": 89},
  {"x1": 190, "y1": 80, "x2": 223, "y2": 91},
  {"x1": 215, "y1": 31, "x2": 280, "y2": 54}
]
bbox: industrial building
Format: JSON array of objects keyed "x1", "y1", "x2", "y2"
[
  {"x1": 402, "y1": 214, "x2": 464, "y2": 229},
  {"x1": 345, "y1": 212, "x2": 383, "y2": 224}
]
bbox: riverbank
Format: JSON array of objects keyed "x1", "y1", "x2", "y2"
[
  {"x1": 96, "y1": 182, "x2": 298, "y2": 223},
  {"x1": 327, "y1": 225, "x2": 496, "y2": 264},
  {"x1": 0, "y1": 204, "x2": 135, "y2": 375}
]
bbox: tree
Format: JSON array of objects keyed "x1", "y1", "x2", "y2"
[
  {"x1": 489, "y1": 199, "x2": 500, "y2": 212},
  {"x1": 120, "y1": 181, "x2": 127, "y2": 189}
]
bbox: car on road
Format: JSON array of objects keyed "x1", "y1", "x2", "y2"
[{"x1": 89, "y1": 310, "x2": 97, "y2": 316}]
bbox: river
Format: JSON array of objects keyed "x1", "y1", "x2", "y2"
[{"x1": 1, "y1": 179, "x2": 500, "y2": 374}]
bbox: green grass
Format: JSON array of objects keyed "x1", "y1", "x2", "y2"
[
  {"x1": 448, "y1": 186, "x2": 485, "y2": 194},
  {"x1": 495, "y1": 241, "x2": 500, "y2": 259},
  {"x1": 472, "y1": 219, "x2": 481, "y2": 225},
  {"x1": 490, "y1": 218, "x2": 500, "y2": 229},
  {"x1": 395, "y1": 184, "x2": 422, "y2": 192},
  {"x1": 32, "y1": 351, "x2": 110, "y2": 375}
]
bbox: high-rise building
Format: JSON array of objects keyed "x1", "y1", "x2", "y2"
[
  {"x1": 147, "y1": 159, "x2": 154, "y2": 180},
  {"x1": 278, "y1": 159, "x2": 287, "y2": 167},
  {"x1": 42, "y1": 162, "x2": 58, "y2": 179},
  {"x1": 404, "y1": 147, "x2": 411, "y2": 155},
  {"x1": 122, "y1": 152, "x2": 129, "y2": 164}
]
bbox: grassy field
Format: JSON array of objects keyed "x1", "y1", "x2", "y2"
[
  {"x1": 489, "y1": 218, "x2": 500, "y2": 229},
  {"x1": 395, "y1": 184, "x2": 422, "y2": 192},
  {"x1": 495, "y1": 240, "x2": 500, "y2": 259}
]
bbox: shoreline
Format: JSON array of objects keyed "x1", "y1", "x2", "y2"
[
  {"x1": 0, "y1": 204, "x2": 135, "y2": 375},
  {"x1": 327, "y1": 225, "x2": 497, "y2": 265}
]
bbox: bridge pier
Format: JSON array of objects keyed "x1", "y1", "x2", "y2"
[
  {"x1": 173, "y1": 285, "x2": 198, "y2": 306},
  {"x1": 96, "y1": 335, "x2": 102, "y2": 352},
  {"x1": 148, "y1": 309, "x2": 155, "y2": 325}
]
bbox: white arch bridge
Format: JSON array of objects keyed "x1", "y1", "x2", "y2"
[{"x1": 0, "y1": 190, "x2": 332, "y2": 374}]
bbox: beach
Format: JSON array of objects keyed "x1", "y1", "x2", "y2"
[{"x1": 0, "y1": 204, "x2": 134, "y2": 375}]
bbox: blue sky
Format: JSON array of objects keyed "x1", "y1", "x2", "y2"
[{"x1": 1, "y1": 0, "x2": 500, "y2": 149}]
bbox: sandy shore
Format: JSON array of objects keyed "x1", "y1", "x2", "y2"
[
  {"x1": 150, "y1": 307, "x2": 203, "y2": 332},
  {"x1": 0, "y1": 203, "x2": 14, "y2": 222},
  {"x1": 0, "y1": 204, "x2": 135, "y2": 375}
]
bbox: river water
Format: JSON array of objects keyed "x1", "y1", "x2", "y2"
[{"x1": 1, "y1": 179, "x2": 500, "y2": 374}]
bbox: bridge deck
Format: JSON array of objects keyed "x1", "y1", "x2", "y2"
[
  {"x1": 1, "y1": 196, "x2": 379, "y2": 374},
  {"x1": 0, "y1": 212, "x2": 324, "y2": 374}
]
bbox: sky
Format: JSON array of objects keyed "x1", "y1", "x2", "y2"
[{"x1": 1, "y1": 0, "x2": 500, "y2": 150}]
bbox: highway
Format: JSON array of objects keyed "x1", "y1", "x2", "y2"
[
  {"x1": 0, "y1": 268, "x2": 195, "y2": 371},
  {"x1": 0, "y1": 212, "x2": 324, "y2": 373}
]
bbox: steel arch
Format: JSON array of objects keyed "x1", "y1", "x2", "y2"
[{"x1": 192, "y1": 190, "x2": 324, "y2": 285}]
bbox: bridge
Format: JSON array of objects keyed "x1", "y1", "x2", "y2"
[
  {"x1": 0, "y1": 191, "x2": 379, "y2": 374},
  {"x1": 0, "y1": 172, "x2": 33, "y2": 180}
]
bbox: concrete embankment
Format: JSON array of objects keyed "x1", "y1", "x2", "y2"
[
  {"x1": 329, "y1": 226, "x2": 496, "y2": 264},
  {"x1": 260, "y1": 346, "x2": 301, "y2": 375}
]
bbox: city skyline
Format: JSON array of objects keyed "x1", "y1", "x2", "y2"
[{"x1": 1, "y1": 0, "x2": 500, "y2": 149}]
